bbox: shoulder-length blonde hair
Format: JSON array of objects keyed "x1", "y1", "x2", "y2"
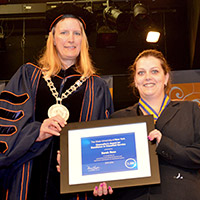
[{"x1": 38, "y1": 18, "x2": 96, "y2": 78}]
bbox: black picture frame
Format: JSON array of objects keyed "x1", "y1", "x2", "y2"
[{"x1": 60, "y1": 115, "x2": 160, "y2": 194}]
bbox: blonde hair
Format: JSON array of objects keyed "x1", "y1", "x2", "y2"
[{"x1": 38, "y1": 18, "x2": 95, "y2": 77}]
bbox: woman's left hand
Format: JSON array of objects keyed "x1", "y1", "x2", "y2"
[{"x1": 148, "y1": 129, "x2": 162, "y2": 144}]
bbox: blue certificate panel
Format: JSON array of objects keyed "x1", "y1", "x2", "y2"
[{"x1": 81, "y1": 132, "x2": 137, "y2": 175}]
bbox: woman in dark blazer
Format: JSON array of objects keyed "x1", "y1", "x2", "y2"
[{"x1": 93, "y1": 49, "x2": 200, "y2": 200}]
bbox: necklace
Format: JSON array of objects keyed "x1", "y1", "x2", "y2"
[{"x1": 43, "y1": 74, "x2": 88, "y2": 121}]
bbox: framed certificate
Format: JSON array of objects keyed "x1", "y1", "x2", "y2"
[{"x1": 60, "y1": 115, "x2": 160, "y2": 194}]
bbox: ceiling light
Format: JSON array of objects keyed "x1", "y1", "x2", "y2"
[
  {"x1": 96, "y1": 25, "x2": 118, "y2": 48},
  {"x1": 103, "y1": 6, "x2": 131, "y2": 31},
  {"x1": 146, "y1": 31, "x2": 160, "y2": 43},
  {"x1": 133, "y1": 3, "x2": 148, "y2": 20},
  {"x1": 84, "y1": 6, "x2": 93, "y2": 14}
]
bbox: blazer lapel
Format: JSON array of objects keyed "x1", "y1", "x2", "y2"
[{"x1": 156, "y1": 101, "x2": 180, "y2": 130}]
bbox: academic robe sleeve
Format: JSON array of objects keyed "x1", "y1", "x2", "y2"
[{"x1": 0, "y1": 63, "x2": 52, "y2": 170}]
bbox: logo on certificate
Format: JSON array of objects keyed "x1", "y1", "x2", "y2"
[
  {"x1": 87, "y1": 165, "x2": 100, "y2": 172},
  {"x1": 125, "y1": 158, "x2": 137, "y2": 169}
]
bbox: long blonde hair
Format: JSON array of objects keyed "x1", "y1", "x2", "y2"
[{"x1": 38, "y1": 18, "x2": 96, "y2": 77}]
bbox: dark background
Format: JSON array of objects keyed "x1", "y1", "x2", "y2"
[{"x1": 0, "y1": 0, "x2": 199, "y2": 110}]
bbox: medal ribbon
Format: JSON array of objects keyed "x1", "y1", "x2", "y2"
[{"x1": 139, "y1": 94, "x2": 170, "y2": 122}]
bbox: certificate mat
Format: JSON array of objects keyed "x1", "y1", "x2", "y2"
[{"x1": 60, "y1": 115, "x2": 160, "y2": 194}]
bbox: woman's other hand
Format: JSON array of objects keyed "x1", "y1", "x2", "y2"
[
  {"x1": 93, "y1": 182, "x2": 113, "y2": 197},
  {"x1": 36, "y1": 115, "x2": 66, "y2": 142},
  {"x1": 148, "y1": 129, "x2": 162, "y2": 144},
  {"x1": 56, "y1": 150, "x2": 61, "y2": 173}
]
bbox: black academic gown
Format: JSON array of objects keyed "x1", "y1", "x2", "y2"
[{"x1": 0, "y1": 63, "x2": 114, "y2": 200}]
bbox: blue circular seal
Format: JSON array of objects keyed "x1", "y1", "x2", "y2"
[{"x1": 125, "y1": 158, "x2": 137, "y2": 169}]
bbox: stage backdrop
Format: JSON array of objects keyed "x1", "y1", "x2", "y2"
[
  {"x1": 102, "y1": 69, "x2": 200, "y2": 110},
  {"x1": 1, "y1": 69, "x2": 200, "y2": 109},
  {"x1": 169, "y1": 70, "x2": 200, "y2": 105}
]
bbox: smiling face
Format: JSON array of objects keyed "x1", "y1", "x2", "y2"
[
  {"x1": 53, "y1": 17, "x2": 83, "y2": 68},
  {"x1": 134, "y1": 56, "x2": 169, "y2": 100}
]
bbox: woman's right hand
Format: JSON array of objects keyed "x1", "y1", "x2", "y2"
[
  {"x1": 36, "y1": 115, "x2": 66, "y2": 142},
  {"x1": 93, "y1": 182, "x2": 113, "y2": 197}
]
